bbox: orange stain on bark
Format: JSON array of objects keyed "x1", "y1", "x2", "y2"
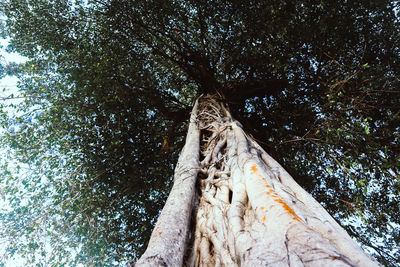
[
  {"x1": 274, "y1": 198, "x2": 302, "y2": 221},
  {"x1": 152, "y1": 225, "x2": 162, "y2": 238},
  {"x1": 265, "y1": 189, "x2": 274, "y2": 194},
  {"x1": 153, "y1": 231, "x2": 162, "y2": 237},
  {"x1": 250, "y1": 164, "x2": 258, "y2": 173},
  {"x1": 251, "y1": 164, "x2": 302, "y2": 222}
]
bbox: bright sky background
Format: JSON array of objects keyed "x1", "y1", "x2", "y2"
[
  {"x1": 0, "y1": 38, "x2": 27, "y2": 107},
  {"x1": 0, "y1": 38, "x2": 28, "y2": 266}
]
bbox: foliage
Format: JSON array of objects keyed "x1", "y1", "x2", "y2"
[{"x1": 0, "y1": 0, "x2": 399, "y2": 265}]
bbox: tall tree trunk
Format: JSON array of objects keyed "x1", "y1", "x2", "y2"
[{"x1": 135, "y1": 94, "x2": 379, "y2": 267}]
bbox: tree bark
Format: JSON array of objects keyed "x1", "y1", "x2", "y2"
[{"x1": 135, "y1": 94, "x2": 379, "y2": 267}]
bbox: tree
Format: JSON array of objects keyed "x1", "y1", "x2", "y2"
[
  {"x1": 136, "y1": 94, "x2": 378, "y2": 266},
  {"x1": 0, "y1": 0, "x2": 399, "y2": 266}
]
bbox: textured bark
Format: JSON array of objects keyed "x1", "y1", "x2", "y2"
[
  {"x1": 135, "y1": 100, "x2": 200, "y2": 267},
  {"x1": 135, "y1": 94, "x2": 380, "y2": 267}
]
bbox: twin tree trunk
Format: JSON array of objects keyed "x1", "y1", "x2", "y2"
[{"x1": 135, "y1": 94, "x2": 379, "y2": 267}]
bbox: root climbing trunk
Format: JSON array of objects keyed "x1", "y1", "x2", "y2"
[{"x1": 135, "y1": 94, "x2": 379, "y2": 267}]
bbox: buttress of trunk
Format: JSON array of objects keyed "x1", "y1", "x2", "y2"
[{"x1": 135, "y1": 94, "x2": 380, "y2": 267}]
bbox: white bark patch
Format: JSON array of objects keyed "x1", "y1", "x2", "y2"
[{"x1": 136, "y1": 94, "x2": 380, "y2": 267}]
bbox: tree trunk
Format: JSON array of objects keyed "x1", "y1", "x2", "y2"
[{"x1": 135, "y1": 94, "x2": 379, "y2": 267}]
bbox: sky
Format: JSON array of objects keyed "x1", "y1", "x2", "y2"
[
  {"x1": 0, "y1": 38, "x2": 26, "y2": 104},
  {"x1": 0, "y1": 38, "x2": 28, "y2": 266}
]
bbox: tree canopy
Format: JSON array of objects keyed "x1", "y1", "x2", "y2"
[{"x1": 0, "y1": 0, "x2": 399, "y2": 266}]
